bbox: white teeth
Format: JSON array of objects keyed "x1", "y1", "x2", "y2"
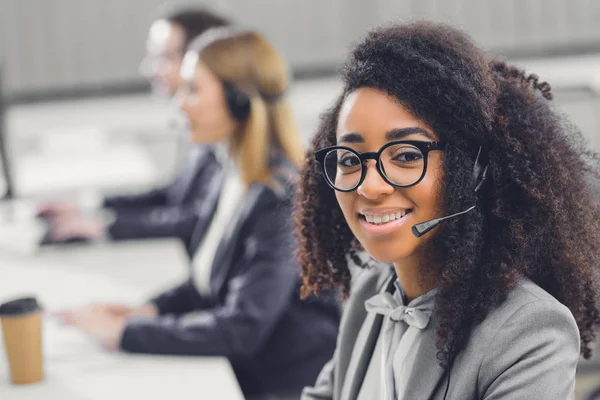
[{"x1": 362, "y1": 210, "x2": 411, "y2": 225}]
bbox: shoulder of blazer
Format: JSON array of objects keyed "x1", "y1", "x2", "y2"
[
  {"x1": 268, "y1": 154, "x2": 298, "y2": 202},
  {"x1": 499, "y1": 278, "x2": 569, "y2": 316},
  {"x1": 469, "y1": 277, "x2": 576, "y2": 346}
]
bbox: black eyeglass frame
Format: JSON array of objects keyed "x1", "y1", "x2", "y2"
[{"x1": 314, "y1": 140, "x2": 446, "y2": 192}]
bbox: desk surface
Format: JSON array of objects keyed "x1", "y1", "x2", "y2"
[
  {"x1": 15, "y1": 144, "x2": 157, "y2": 197},
  {"x1": 0, "y1": 239, "x2": 244, "y2": 400}
]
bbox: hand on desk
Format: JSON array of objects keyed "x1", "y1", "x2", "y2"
[
  {"x1": 54, "y1": 303, "x2": 158, "y2": 350},
  {"x1": 47, "y1": 214, "x2": 106, "y2": 241},
  {"x1": 37, "y1": 201, "x2": 81, "y2": 219}
]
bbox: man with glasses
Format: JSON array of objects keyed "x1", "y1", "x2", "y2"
[
  {"x1": 140, "y1": 6, "x2": 229, "y2": 99},
  {"x1": 37, "y1": 6, "x2": 229, "y2": 256}
]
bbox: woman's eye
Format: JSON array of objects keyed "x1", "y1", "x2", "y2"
[
  {"x1": 394, "y1": 151, "x2": 423, "y2": 163},
  {"x1": 338, "y1": 155, "x2": 360, "y2": 168}
]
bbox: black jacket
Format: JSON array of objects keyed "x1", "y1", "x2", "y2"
[
  {"x1": 119, "y1": 154, "x2": 340, "y2": 396},
  {"x1": 104, "y1": 146, "x2": 220, "y2": 254}
]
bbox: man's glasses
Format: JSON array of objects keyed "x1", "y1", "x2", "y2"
[
  {"x1": 314, "y1": 140, "x2": 446, "y2": 192},
  {"x1": 139, "y1": 50, "x2": 184, "y2": 75}
]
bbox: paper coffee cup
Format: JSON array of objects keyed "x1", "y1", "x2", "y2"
[{"x1": 0, "y1": 297, "x2": 43, "y2": 384}]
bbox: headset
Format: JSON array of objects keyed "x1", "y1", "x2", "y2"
[
  {"x1": 412, "y1": 145, "x2": 489, "y2": 238},
  {"x1": 222, "y1": 80, "x2": 251, "y2": 121},
  {"x1": 412, "y1": 145, "x2": 488, "y2": 399},
  {"x1": 187, "y1": 26, "x2": 256, "y2": 122}
]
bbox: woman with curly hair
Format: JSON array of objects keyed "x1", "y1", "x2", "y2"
[{"x1": 298, "y1": 21, "x2": 600, "y2": 400}]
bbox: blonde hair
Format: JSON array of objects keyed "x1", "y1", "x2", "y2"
[{"x1": 192, "y1": 28, "x2": 304, "y2": 188}]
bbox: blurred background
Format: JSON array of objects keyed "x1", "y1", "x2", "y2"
[
  {"x1": 2, "y1": 0, "x2": 600, "y2": 199},
  {"x1": 0, "y1": 0, "x2": 599, "y2": 398}
]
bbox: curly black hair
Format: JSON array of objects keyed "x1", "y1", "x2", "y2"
[{"x1": 294, "y1": 21, "x2": 600, "y2": 364}]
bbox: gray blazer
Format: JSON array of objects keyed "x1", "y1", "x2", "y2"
[{"x1": 302, "y1": 263, "x2": 580, "y2": 400}]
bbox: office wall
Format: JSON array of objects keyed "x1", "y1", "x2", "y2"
[{"x1": 3, "y1": 0, "x2": 600, "y2": 98}]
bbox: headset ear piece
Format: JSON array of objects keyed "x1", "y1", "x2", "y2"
[{"x1": 222, "y1": 80, "x2": 251, "y2": 121}]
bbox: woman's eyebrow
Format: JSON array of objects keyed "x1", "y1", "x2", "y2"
[
  {"x1": 385, "y1": 127, "x2": 434, "y2": 141},
  {"x1": 337, "y1": 127, "x2": 434, "y2": 145},
  {"x1": 337, "y1": 133, "x2": 364, "y2": 144}
]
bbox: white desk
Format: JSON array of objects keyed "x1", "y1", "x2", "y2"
[
  {"x1": 15, "y1": 144, "x2": 158, "y2": 198},
  {"x1": 0, "y1": 240, "x2": 245, "y2": 400},
  {"x1": 32, "y1": 239, "x2": 191, "y2": 295}
]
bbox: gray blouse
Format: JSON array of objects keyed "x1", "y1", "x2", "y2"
[{"x1": 357, "y1": 278, "x2": 437, "y2": 400}]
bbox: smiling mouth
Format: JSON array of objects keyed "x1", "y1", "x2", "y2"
[{"x1": 359, "y1": 209, "x2": 413, "y2": 226}]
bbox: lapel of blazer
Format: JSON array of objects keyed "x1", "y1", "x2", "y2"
[
  {"x1": 336, "y1": 264, "x2": 395, "y2": 400},
  {"x1": 185, "y1": 163, "x2": 224, "y2": 256},
  {"x1": 209, "y1": 183, "x2": 264, "y2": 297},
  {"x1": 171, "y1": 146, "x2": 212, "y2": 204},
  {"x1": 400, "y1": 313, "x2": 448, "y2": 399},
  {"x1": 341, "y1": 310, "x2": 383, "y2": 400}
]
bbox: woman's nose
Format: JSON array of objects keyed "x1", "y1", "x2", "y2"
[{"x1": 357, "y1": 160, "x2": 394, "y2": 199}]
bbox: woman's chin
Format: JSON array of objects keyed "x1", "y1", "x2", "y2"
[
  {"x1": 188, "y1": 132, "x2": 199, "y2": 143},
  {"x1": 361, "y1": 245, "x2": 406, "y2": 265},
  {"x1": 188, "y1": 130, "x2": 224, "y2": 145},
  {"x1": 188, "y1": 131, "x2": 207, "y2": 144}
]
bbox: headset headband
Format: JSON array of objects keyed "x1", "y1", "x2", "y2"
[{"x1": 187, "y1": 26, "x2": 288, "y2": 103}]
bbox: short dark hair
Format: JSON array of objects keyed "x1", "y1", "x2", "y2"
[
  {"x1": 295, "y1": 21, "x2": 600, "y2": 365},
  {"x1": 159, "y1": 5, "x2": 230, "y2": 49}
]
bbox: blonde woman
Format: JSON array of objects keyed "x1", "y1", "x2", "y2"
[
  {"x1": 58, "y1": 28, "x2": 340, "y2": 399},
  {"x1": 37, "y1": 7, "x2": 230, "y2": 248}
]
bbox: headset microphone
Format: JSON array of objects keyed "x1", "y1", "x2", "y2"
[
  {"x1": 412, "y1": 205, "x2": 476, "y2": 238},
  {"x1": 411, "y1": 146, "x2": 488, "y2": 238}
]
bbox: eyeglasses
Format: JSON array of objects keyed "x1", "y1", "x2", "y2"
[
  {"x1": 139, "y1": 50, "x2": 184, "y2": 75},
  {"x1": 314, "y1": 140, "x2": 446, "y2": 192}
]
